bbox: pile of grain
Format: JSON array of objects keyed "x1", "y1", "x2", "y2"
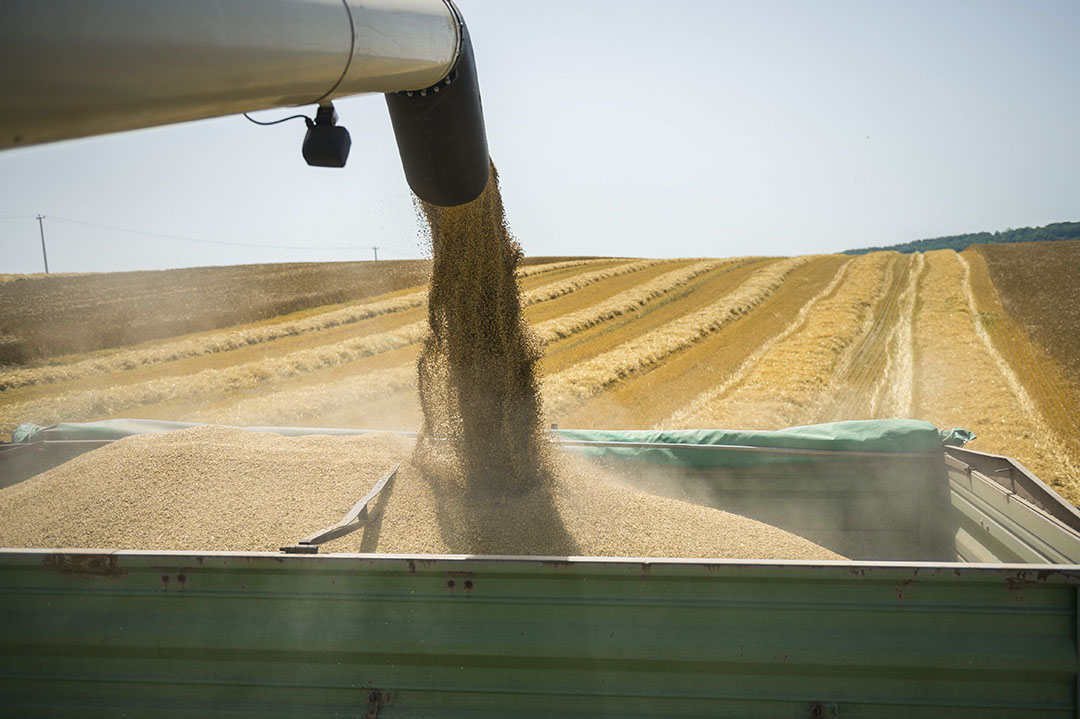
[
  {"x1": 0, "y1": 426, "x2": 843, "y2": 560},
  {"x1": 415, "y1": 163, "x2": 550, "y2": 495}
]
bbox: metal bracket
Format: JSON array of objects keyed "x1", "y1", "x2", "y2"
[
  {"x1": 280, "y1": 463, "x2": 399, "y2": 553},
  {"x1": 365, "y1": 689, "x2": 392, "y2": 719}
]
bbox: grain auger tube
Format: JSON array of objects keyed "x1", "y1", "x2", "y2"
[{"x1": 0, "y1": 0, "x2": 490, "y2": 207}]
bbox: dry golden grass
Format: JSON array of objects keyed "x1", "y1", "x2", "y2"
[
  {"x1": 813, "y1": 253, "x2": 919, "y2": 422},
  {"x1": 563, "y1": 257, "x2": 848, "y2": 429},
  {"x1": 871, "y1": 252, "x2": 923, "y2": 419},
  {"x1": 520, "y1": 260, "x2": 660, "y2": 306},
  {"x1": 541, "y1": 257, "x2": 810, "y2": 418},
  {"x1": 669, "y1": 253, "x2": 896, "y2": 430},
  {"x1": 517, "y1": 258, "x2": 613, "y2": 277},
  {"x1": 534, "y1": 259, "x2": 735, "y2": 342},
  {"x1": 912, "y1": 251, "x2": 1079, "y2": 501}
]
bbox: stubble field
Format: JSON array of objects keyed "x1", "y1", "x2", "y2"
[{"x1": 3, "y1": 243, "x2": 1078, "y2": 503}]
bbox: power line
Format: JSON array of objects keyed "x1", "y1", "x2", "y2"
[
  {"x1": 2, "y1": 213, "x2": 428, "y2": 259},
  {"x1": 44, "y1": 215, "x2": 362, "y2": 251}
]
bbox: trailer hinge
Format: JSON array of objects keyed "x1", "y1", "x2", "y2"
[{"x1": 365, "y1": 689, "x2": 393, "y2": 719}]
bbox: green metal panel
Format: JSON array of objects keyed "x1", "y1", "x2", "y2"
[
  {"x1": 948, "y1": 462, "x2": 1080, "y2": 564},
  {"x1": 1, "y1": 549, "x2": 1078, "y2": 717}
]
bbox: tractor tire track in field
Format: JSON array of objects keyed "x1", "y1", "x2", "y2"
[
  {"x1": 662, "y1": 257, "x2": 855, "y2": 428},
  {"x1": 911, "y1": 251, "x2": 1079, "y2": 500},
  {"x1": 872, "y1": 252, "x2": 923, "y2": 419},
  {"x1": 814, "y1": 253, "x2": 915, "y2": 422},
  {"x1": 955, "y1": 253, "x2": 1079, "y2": 488},
  {"x1": 541, "y1": 256, "x2": 811, "y2": 419},
  {"x1": 562, "y1": 256, "x2": 847, "y2": 429},
  {"x1": 663, "y1": 252, "x2": 893, "y2": 430}
]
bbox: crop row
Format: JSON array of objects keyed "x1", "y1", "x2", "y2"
[
  {"x1": 0, "y1": 259, "x2": 623, "y2": 392},
  {"x1": 541, "y1": 257, "x2": 810, "y2": 417},
  {"x1": 0, "y1": 260, "x2": 432, "y2": 364},
  {"x1": 0, "y1": 260, "x2": 669, "y2": 432},
  {"x1": 661, "y1": 257, "x2": 856, "y2": 428},
  {"x1": 666, "y1": 253, "x2": 892, "y2": 430},
  {"x1": 868, "y1": 253, "x2": 923, "y2": 419},
  {"x1": 533, "y1": 259, "x2": 740, "y2": 343},
  {"x1": 911, "y1": 251, "x2": 1077, "y2": 499}
]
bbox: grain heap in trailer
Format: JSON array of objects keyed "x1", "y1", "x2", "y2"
[{"x1": 0, "y1": 1, "x2": 1078, "y2": 717}]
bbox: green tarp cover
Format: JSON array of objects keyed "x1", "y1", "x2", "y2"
[
  {"x1": 555, "y1": 419, "x2": 974, "y2": 467},
  {"x1": 11, "y1": 418, "x2": 973, "y2": 468}
]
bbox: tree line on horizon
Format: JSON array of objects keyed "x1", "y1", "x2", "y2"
[{"x1": 844, "y1": 221, "x2": 1080, "y2": 255}]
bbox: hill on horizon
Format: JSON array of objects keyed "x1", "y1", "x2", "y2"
[{"x1": 845, "y1": 221, "x2": 1080, "y2": 255}]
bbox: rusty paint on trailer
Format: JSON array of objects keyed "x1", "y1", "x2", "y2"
[{"x1": 42, "y1": 552, "x2": 124, "y2": 579}]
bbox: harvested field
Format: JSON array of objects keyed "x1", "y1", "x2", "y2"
[
  {"x1": 0, "y1": 260, "x2": 432, "y2": 365},
  {"x1": 0, "y1": 258, "x2": 622, "y2": 392},
  {"x1": 0, "y1": 426, "x2": 843, "y2": 560},
  {"x1": 541, "y1": 257, "x2": 810, "y2": 418},
  {"x1": 562, "y1": 256, "x2": 847, "y2": 428},
  {"x1": 975, "y1": 240, "x2": 1080, "y2": 385},
  {"x1": 665, "y1": 252, "x2": 897, "y2": 429},
  {"x1": 911, "y1": 251, "x2": 1079, "y2": 501},
  {"x1": 2, "y1": 245, "x2": 1077, "y2": 503}
]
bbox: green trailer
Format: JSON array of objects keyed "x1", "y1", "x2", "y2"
[{"x1": 1, "y1": 419, "x2": 1078, "y2": 716}]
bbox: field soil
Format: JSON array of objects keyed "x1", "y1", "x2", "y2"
[
  {"x1": 2, "y1": 246, "x2": 1077, "y2": 502},
  {"x1": 0, "y1": 260, "x2": 431, "y2": 365}
]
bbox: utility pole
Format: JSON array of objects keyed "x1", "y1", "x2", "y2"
[
  {"x1": 372, "y1": 246, "x2": 379, "y2": 262},
  {"x1": 36, "y1": 215, "x2": 49, "y2": 274}
]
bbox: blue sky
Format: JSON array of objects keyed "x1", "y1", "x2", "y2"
[{"x1": 1, "y1": 0, "x2": 1077, "y2": 273}]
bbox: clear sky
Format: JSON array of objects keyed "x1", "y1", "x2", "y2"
[{"x1": 1, "y1": 0, "x2": 1077, "y2": 274}]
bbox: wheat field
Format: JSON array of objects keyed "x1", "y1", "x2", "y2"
[{"x1": 2, "y1": 246, "x2": 1078, "y2": 502}]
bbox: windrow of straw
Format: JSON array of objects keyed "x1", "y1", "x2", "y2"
[
  {"x1": 519, "y1": 260, "x2": 660, "y2": 307},
  {"x1": 0, "y1": 260, "x2": 432, "y2": 364},
  {"x1": 661, "y1": 256, "x2": 856, "y2": 428},
  {"x1": 0, "y1": 259, "x2": 715, "y2": 434},
  {"x1": 665, "y1": 253, "x2": 891, "y2": 430},
  {"x1": 172, "y1": 262, "x2": 735, "y2": 427},
  {"x1": 0, "y1": 290, "x2": 428, "y2": 391},
  {"x1": 517, "y1": 258, "x2": 612, "y2": 278},
  {"x1": 0, "y1": 260, "x2": 606, "y2": 392},
  {"x1": 541, "y1": 256, "x2": 810, "y2": 417},
  {"x1": 0, "y1": 319, "x2": 431, "y2": 433},
  {"x1": 912, "y1": 251, "x2": 1079, "y2": 501},
  {"x1": 533, "y1": 259, "x2": 744, "y2": 343}
]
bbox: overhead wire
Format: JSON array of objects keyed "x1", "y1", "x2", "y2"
[
  {"x1": 3, "y1": 213, "x2": 427, "y2": 258},
  {"x1": 45, "y1": 215, "x2": 361, "y2": 252}
]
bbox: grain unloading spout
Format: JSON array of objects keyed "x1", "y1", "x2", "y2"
[{"x1": 0, "y1": 0, "x2": 490, "y2": 207}]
